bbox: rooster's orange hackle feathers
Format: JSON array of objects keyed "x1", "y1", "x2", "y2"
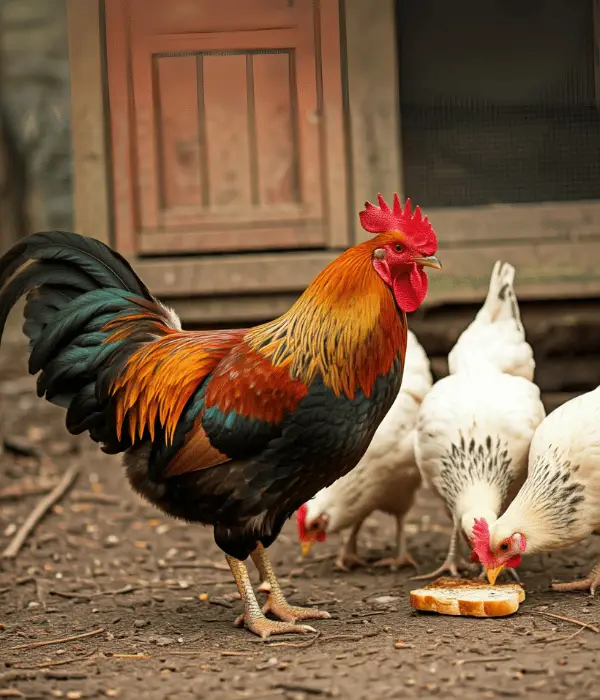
[{"x1": 247, "y1": 238, "x2": 407, "y2": 400}]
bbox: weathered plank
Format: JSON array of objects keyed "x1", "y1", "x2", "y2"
[
  {"x1": 344, "y1": 0, "x2": 402, "y2": 244},
  {"x1": 136, "y1": 239, "x2": 600, "y2": 301},
  {"x1": 427, "y1": 200, "x2": 600, "y2": 244},
  {"x1": 67, "y1": 0, "x2": 111, "y2": 244}
]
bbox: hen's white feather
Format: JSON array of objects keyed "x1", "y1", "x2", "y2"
[
  {"x1": 304, "y1": 329, "x2": 432, "y2": 534},
  {"x1": 448, "y1": 261, "x2": 535, "y2": 380},
  {"x1": 490, "y1": 386, "x2": 600, "y2": 554},
  {"x1": 415, "y1": 261, "x2": 545, "y2": 547}
]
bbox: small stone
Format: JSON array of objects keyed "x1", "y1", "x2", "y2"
[
  {"x1": 133, "y1": 619, "x2": 148, "y2": 629},
  {"x1": 394, "y1": 640, "x2": 413, "y2": 649},
  {"x1": 371, "y1": 595, "x2": 398, "y2": 605}
]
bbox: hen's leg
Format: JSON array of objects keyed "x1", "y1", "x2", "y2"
[
  {"x1": 410, "y1": 521, "x2": 468, "y2": 581},
  {"x1": 226, "y1": 554, "x2": 316, "y2": 637},
  {"x1": 336, "y1": 519, "x2": 368, "y2": 570},
  {"x1": 374, "y1": 514, "x2": 418, "y2": 571},
  {"x1": 552, "y1": 560, "x2": 600, "y2": 595},
  {"x1": 252, "y1": 544, "x2": 331, "y2": 623}
]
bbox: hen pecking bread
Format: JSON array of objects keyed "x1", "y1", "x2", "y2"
[
  {"x1": 474, "y1": 387, "x2": 600, "y2": 592},
  {"x1": 413, "y1": 261, "x2": 545, "y2": 581},
  {"x1": 296, "y1": 329, "x2": 432, "y2": 571},
  {"x1": 0, "y1": 195, "x2": 440, "y2": 637}
]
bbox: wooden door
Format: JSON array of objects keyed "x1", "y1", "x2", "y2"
[{"x1": 105, "y1": 0, "x2": 348, "y2": 259}]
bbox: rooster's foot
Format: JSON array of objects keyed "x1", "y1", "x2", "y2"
[
  {"x1": 255, "y1": 579, "x2": 330, "y2": 622},
  {"x1": 373, "y1": 554, "x2": 418, "y2": 572},
  {"x1": 234, "y1": 611, "x2": 316, "y2": 638},
  {"x1": 262, "y1": 596, "x2": 331, "y2": 624},
  {"x1": 335, "y1": 552, "x2": 368, "y2": 571}
]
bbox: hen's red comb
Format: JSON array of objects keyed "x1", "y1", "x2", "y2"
[
  {"x1": 296, "y1": 503, "x2": 308, "y2": 541},
  {"x1": 471, "y1": 517, "x2": 495, "y2": 567},
  {"x1": 359, "y1": 193, "x2": 437, "y2": 255}
]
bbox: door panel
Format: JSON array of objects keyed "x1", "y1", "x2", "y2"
[{"x1": 105, "y1": 0, "x2": 347, "y2": 256}]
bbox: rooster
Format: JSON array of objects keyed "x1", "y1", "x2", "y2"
[
  {"x1": 0, "y1": 194, "x2": 440, "y2": 638},
  {"x1": 413, "y1": 261, "x2": 545, "y2": 581},
  {"x1": 296, "y1": 329, "x2": 432, "y2": 571},
  {"x1": 474, "y1": 387, "x2": 600, "y2": 591}
]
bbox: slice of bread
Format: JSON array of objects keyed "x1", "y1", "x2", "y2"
[{"x1": 410, "y1": 577, "x2": 525, "y2": 618}]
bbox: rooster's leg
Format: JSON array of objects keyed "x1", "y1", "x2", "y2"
[
  {"x1": 336, "y1": 519, "x2": 368, "y2": 570},
  {"x1": 552, "y1": 559, "x2": 600, "y2": 595},
  {"x1": 252, "y1": 544, "x2": 331, "y2": 623},
  {"x1": 410, "y1": 521, "x2": 468, "y2": 581},
  {"x1": 374, "y1": 514, "x2": 418, "y2": 571},
  {"x1": 226, "y1": 555, "x2": 316, "y2": 638}
]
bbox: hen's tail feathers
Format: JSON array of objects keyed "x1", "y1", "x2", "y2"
[
  {"x1": 478, "y1": 260, "x2": 523, "y2": 332},
  {"x1": 448, "y1": 260, "x2": 534, "y2": 379},
  {"x1": 0, "y1": 231, "x2": 180, "y2": 453}
]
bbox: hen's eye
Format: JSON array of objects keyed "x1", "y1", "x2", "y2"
[
  {"x1": 394, "y1": 244, "x2": 403, "y2": 252},
  {"x1": 499, "y1": 542, "x2": 509, "y2": 551}
]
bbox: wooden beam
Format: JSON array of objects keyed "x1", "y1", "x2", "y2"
[
  {"x1": 67, "y1": 0, "x2": 111, "y2": 243},
  {"x1": 133, "y1": 239, "x2": 600, "y2": 305},
  {"x1": 427, "y1": 239, "x2": 600, "y2": 304},
  {"x1": 427, "y1": 200, "x2": 600, "y2": 245},
  {"x1": 136, "y1": 250, "x2": 337, "y2": 297},
  {"x1": 343, "y1": 0, "x2": 402, "y2": 243}
]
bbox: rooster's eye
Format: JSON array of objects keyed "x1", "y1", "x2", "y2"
[
  {"x1": 499, "y1": 543, "x2": 509, "y2": 551},
  {"x1": 394, "y1": 244, "x2": 403, "y2": 252}
]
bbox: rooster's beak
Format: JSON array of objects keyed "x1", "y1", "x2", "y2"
[
  {"x1": 485, "y1": 564, "x2": 506, "y2": 586},
  {"x1": 413, "y1": 255, "x2": 442, "y2": 270},
  {"x1": 300, "y1": 541, "x2": 314, "y2": 557}
]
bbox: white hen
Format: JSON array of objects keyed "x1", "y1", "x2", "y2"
[
  {"x1": 413, "y1": 261, "x2": 546, "y2": 580},
  {"x1": 476, "y1": 387, "x2": 600, "y2": 592},
  {"x1": 296, "y1": 329, "x2": 432, "y2": 571}
]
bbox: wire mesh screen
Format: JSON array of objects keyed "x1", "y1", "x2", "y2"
[{"x1": 397, "y1": 0, "x2": 600, "y2": 207}]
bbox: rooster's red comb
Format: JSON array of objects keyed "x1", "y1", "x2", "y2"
[{"x1": 359, "y1": 193, "x2": 437, "y2": 255}]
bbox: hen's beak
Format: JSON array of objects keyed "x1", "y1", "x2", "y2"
[
  {"x1": 485, "y1": 564, "x2": 506, "y2": 586},
  {"x1": 413, "y1": 255, "x2": 442, "y2": 270},
  {"x1": 300, "y1": 541, "x2": 314, "y2": 557}
]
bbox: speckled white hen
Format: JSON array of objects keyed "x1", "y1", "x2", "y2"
[
  {"x1": 296, "y1": 329, "x2": 432, "y2": 571},
  {"x1": 476, "y1": 387, "x2": 600, "y2": 593},
  {"x1": 413, "y1": 261, "x2": 546, "y2": 581}
]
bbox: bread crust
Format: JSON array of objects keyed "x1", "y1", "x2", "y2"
[{"x1": 410, "y1": 577, "x2": 525, "y2": 617}]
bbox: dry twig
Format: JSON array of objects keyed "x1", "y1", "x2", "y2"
[
  {"x1": 69, "y1": 490, "x2": 121, "y2": 505},
  {"x1": 0, "y1": 483, "x2": 54, "y2": 502},
  {"x1": 533, "y1": 611, "x2": 600, "y2": 634},
  {"x1": 11, "y1": 648, "x2": 97, "y2": 670},
  {"x1": 533, "y1": 627, "x2": 585, "y2": 645},
  {"x1": 10, "y1": 627, "x2": 105, "y2": 651},
  {"x1": 455, "y1": 655, "x2": 515, "y2": 666},
  {"x1": 2, "y1": 464, "x2": 80, "y2": 559},
  {"x1": 257, "y1": 630, "x2": 322, "y2": 648}
]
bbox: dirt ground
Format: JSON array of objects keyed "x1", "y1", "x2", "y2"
[{"x1": 1, "y1": 348, "x2": 600, "y2": 700}]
